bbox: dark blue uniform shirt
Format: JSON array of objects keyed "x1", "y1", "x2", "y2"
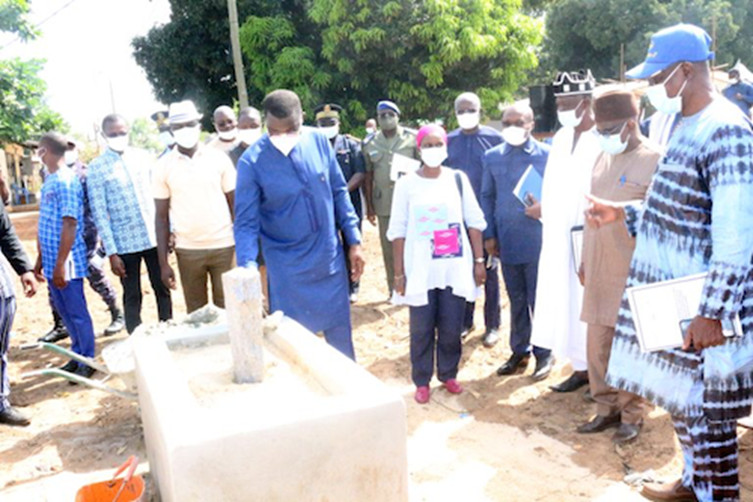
[{"x1": 446, "y1": 125, "x2": 503, "y2": 198}]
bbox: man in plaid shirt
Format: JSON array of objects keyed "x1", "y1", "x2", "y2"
[
  {"x1": 35, "y1": 132, "x2": 96, "y2": 380},
  {"x1": 88, "y1": 114, "x2": 172, "y2": 333}
]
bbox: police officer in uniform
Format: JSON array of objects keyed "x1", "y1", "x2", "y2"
[
  {"x1": 362, "y1": 100, "x2": 419, "y2": 296},
  {"x1": 315, "y1": 103, "x2": 366, "y2": 302}
]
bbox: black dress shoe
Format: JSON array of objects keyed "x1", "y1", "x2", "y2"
[
  {"x1": 68, "y1": 365, "x2": 96, "y2": 385},
  {"x1": 531, "y1": 355, "x2": 554, "y2": 381},
  {"x1": 612, "y1": 422, "x2": 642, "y2": 444},
  {"x1": 0, "y1": 406, "x2": 31, "y2": 426},
  {"x1": 482, "y1": 329, "x2": 500, "y2": 348},
  {"x1": 496, "y1": 353, "x2": 530, "y2": 376},
  {"x1": 59, "y1": 360, "x2": 78, "y2": 373},
  {"x1": 39, "y1": 326, "x2": 69, "y2": 343},
  {"x1": 549, "y1": 371, "x2": 589, "y2": 393},
  {"x1": 576, "y1": 414, "x2": 621, "y2": 433}
]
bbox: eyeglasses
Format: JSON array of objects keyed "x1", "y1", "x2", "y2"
[{"x1": 596, "y1": 122, "x2": 627, "y2": 138}]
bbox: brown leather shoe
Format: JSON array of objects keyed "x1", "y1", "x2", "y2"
[
  {"x1": 576, "y1": 413, "x2": 620, "y2": 433},
  {"x1": 641, "y1": 479, "x2": 697, "y2": 501}
]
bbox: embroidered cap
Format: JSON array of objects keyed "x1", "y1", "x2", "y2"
[
  {"x1": 626, "y1": 23, "x2": 713, "y2": 80},
  {"x1": 552, "y1": 69, "x2": 595, "y2": 97}
]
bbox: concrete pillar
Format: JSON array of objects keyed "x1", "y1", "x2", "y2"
[{"x1": 222, "y1": 267, "x2": 264, "y2": 383}]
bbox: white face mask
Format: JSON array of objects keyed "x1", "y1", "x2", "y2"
[
  {"x1": 106, "y1": 135, "x2": 128, "y2": 153},
  {"x1": 237, "y1": 128, "x2": 261, "y2": 146},
  {"x1": 645, "y1": 65, "x2": 687, "y2": 116},
  {"x1": 420, "y1": 145, "x2": 448, "y2": 168},
  {"x1": 365, "y1": 127, "x2": 376, "y2": 135},
  {"x1": 557, "y1": 100, "x2": 585, "y2": 128},
  {"x1": 159, "y1": 130, "x2": 175, "y2": 147},
  {"x1": 319, "y1": 125, "x2": 339, "y2": 140},
  {"x1": 456, "y1": 111, "x2": 480, "y2": 130},
  {"x1": 64, "y1": 150, "x2": 78, "y2": 166},
  {"x1": 173, "y1": 125, "x2": 201, "y2": 149},
  {"x1": 217, "y1": 128, "x2": 237, "y2": 142},
  {"x1": 597, "y1": 123, "x2": 629, "y2": 155},
  {"x1": 269, "y1": 132, "x2": 300, "y2": 156},
  {"x1": 501, "y1": 126, "x2": 529, "y2": 146}
]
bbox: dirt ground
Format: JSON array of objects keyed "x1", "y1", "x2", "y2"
[{"x1": 1, "y1": 212, "x2": 752, "y2": 501}]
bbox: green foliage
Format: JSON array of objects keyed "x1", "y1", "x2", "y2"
[
  {"x1": 0, "y1": 0, "x2": 38, "y2": 41},
  {"x1": 134, "y1": 0, "x2": 542, "y2": 130},
  {"x1": 543, "y1": 0, "x2": 753, "y2": 81},
  {"x1": 129, "y1": 117, "x2": 162, "y2": 154},
  {"x1": 309, "y1": 0, "x2": 543, "y2": 124},
  {"x1": 0, "y1": 58, "x2": 67, "y2": 143},
  {"x1": 132, "y1": 0, "x2": 311, "y2": 129}
]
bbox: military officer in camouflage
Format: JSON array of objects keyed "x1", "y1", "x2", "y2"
[{"x1": 362, "y1": 100, "x2": 419, "y2": 295}]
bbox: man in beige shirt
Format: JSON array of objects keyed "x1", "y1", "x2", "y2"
[
  {"x1": 154, "y1": 100, "x2": 237, "y2": 313},
  {"x1": 206, "y1": 105, "x2": 239, "y2": 155},
  {"x1": 577, "y1": 90, "x2": 661, "y2": 443}
]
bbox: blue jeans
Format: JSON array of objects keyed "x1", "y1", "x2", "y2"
[
  {"x1": 0, "y1": 296, "x2": 17, "y2": 411},
  {"x1": 49, "y1": 279, "x2": 95, "y2": 368},
  {"x1": 409, "y1": 288, "x2": 465, "y2": 387}
]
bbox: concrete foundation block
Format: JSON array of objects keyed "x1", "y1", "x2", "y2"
[{"x1": 133, "y1": 316, "x2": 408, "y2": 502}]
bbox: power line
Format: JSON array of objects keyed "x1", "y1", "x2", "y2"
[{"x1": 1, "y1": 0, "x2": 81, "y2": 51}]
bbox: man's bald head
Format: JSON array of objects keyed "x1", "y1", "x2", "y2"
[
  {"x1": 238, "y1": 106, "x2": 262, "y2": 130},
  {"x1": 502, "y1": 103, "x2": 534, "y2": 123},
  {"x1": 213, "y1": 105, "x2": 237, "y2": 134}
]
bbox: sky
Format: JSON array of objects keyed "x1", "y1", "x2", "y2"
[{"x1": 0, "y1": 0, "x2": 172, "y2": 136}]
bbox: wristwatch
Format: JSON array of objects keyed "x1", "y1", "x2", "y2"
[{"x1": 474, "y1": 258, "x2": 485, "y2": 264}]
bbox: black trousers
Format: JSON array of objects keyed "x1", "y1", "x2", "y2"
[{"x1": 119, "y1": 247, "x2": 172, "y2": 334}]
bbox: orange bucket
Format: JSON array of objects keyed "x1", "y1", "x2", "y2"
[{"x1": 75, "y1": 456, "x2": 145, "y2": 502}]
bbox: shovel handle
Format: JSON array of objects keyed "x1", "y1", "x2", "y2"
[{"x1": 113, "y1": 455, "x2": 139, "y2": 483}]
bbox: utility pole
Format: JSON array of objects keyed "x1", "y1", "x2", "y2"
[
  {"x1": 227, "y1": 0, "x2": 249, "y2": 109},
  {"x1": 620, "y1": 43, "x2": 625, "y2": 82},
  {"x1": 711, "y1": 13, "x2": 717, "y2": 69}
]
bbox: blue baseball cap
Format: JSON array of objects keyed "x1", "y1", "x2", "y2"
[
  {"x1": 626, "y1": 23, "x2": 713, "y2": 80},
  {"x1": 377, "y1": 100, "x2": 401, "y2": 115}
]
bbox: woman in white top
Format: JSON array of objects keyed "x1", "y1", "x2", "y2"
[{"x1": 387, "y1": 124, "x2": 487, "y2": 404}]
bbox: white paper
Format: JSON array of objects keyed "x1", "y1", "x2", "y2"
[
  {"x1": 626, "y1": 273, "x2": 743, "y2": 352},
  {"x1": 390, "y1": 153, "x2": 421, "y2": 182},
  {"x1": 570, "y1": 225, "x2": 583, "y2": 272}
]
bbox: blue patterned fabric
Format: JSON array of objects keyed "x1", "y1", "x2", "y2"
[
  {"x1": 39, "y1": 167, "x2": 88, "y2": 280},
  {"x1": 606, "y1": 98, "x2": 753, "y2": 421},
  {"x1": 87, "y1": 148, "x2": 156, "y2": 256}
]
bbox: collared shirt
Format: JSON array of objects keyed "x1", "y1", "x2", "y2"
[
  {"x1": 332, "y1": 134, "x2": 365, "y2": 220},
  {"x1": 88, "y1": 148, "x2": 157, "y2": 256},
  {"x1": 0, "y1": 204, "x2": 32, "y2": 299},
  {"x1": 481, "y1": 138, "x2": 549, "y2": 265},
  {"x1": 580, "y1": 139, "x2": 661, "y2": 327},
  {"x1": 39, "y1": 167, "x2": 88, "y2": 280},
  {"x1": 153, "y1": 146, "x2": 236, "y2": 250},
  {"x1": 362, "y1": 126, "x2": 419, "y2": 216},
  {"x1": 446, "y1": 125, "x2": 504, "y2": 198},
  {"x1": 722, "y1": 81, "x2": 753, "y2": 117}
]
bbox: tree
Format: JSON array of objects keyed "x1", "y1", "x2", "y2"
[
  {"x1": 129, "y1": 117, "x2": 163, "y2": 154},
  {"x1": 0, "y1": 1, "x2": 66, "y2": 143},
  {"x1": 0, "y1": 0, "x2": 38, "y2": 41},
  {"x1": 0, "y1": 58, "x2": 66, "y2": 143},
  {"x1": 132, "y1": 0, "x2": 288, "y2": 129},
  {"x1": 135, "y1": 0, "x2": 543, "y2": 130},
  {"x1": 543, "y1": 0, "x2": 753, "y2": 82}
]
